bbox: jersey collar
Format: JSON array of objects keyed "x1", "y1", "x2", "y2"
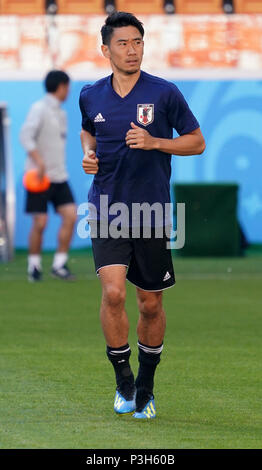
[{"x1": 108, "y1": 70, "x2": 144, "y2": 101}]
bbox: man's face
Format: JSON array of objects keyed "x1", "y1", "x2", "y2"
[
  {"x1": 102, "y1": 25, "x2": 144, "y2": 75},
  {"x1": 57, "y1": 82, "x2": 70, "y2": 102}
]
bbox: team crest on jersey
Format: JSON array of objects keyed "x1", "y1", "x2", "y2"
[{"x1": 137, "y1": 104, "x2": 154, "y2": 126}]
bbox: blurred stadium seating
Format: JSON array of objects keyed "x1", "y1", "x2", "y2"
[
  {"x1": 1, "y1": 1, "x2": 262, "y2": 15},
  {"x1": 175, "y1": 1, "x2": 223, "y2": 14},
  {"x1": 116, "y1": 1, "x2": 164, "y2": 14},
  {"x1": 234, "y1": 0, "x2": 262, "y2": 13},
  {"x1": 0, "y1": 0, "x2": 44, "y2": 14},
  {"x1": 57, "y1": 0, "x2": 104, "y2": 14}
]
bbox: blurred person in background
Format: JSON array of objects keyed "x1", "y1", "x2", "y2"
[{"x1": 20, "y1": 70, "x2": 77, "y2": 282}]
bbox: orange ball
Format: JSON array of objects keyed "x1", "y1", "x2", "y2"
[{"x1": 23, "y1": 169, "x2": 51, "y2": 193}]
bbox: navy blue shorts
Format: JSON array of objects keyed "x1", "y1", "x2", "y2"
[{"x1": 91, "y1": 225, "x2": 175, "y2": 292}]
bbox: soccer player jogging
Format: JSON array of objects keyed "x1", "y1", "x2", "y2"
[
  {"x1": 79, "y1": 13, "x2": 205, "y2": 418},
  {"x1": 20, "y1": 71, "x2": 77, "y2": 282}
]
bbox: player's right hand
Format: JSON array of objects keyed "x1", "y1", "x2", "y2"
[
  {"x1": 82, "y1": 150, "x2": 99, "y2": 174},
  {"x1": 37, "y1": 161, "x2": 46, "y2": 180}
]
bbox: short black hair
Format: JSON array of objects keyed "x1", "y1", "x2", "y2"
[
  {"x1": 101, "y1": 11, "x2": 144, "y2": 46},
  {"x1": 44, "y1": 70, "x2": 70, "y2": 93}
]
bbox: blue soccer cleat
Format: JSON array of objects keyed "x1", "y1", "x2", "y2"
[
  {"x1": 133, "y1": 397, "x2": 156, "y2": 419},
  {"x1": 114, "y1": 389, "x2": 136, "y2": 414}
]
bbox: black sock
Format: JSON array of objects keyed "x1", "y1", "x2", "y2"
[
  {"x1": 106, "y1": 344, "x2": 135, "y2": 398},
  {"x1": 135, "y1": 341, "x2": 163, "y2": 410}
]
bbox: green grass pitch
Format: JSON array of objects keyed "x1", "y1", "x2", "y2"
[{"x1": 0, "y1": 251, "x2": 261, "y2": 449}]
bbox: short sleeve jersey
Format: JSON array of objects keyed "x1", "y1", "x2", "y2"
[{"x1": 79, "y1": 70, "x2": 199, "y2": 226}]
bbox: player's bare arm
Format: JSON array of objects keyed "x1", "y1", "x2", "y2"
[
  {"x1": 80, "y1": 128, "x2": 99, "y2": 174},
  {"x1": 126, "y1": 122, "x2": 206, "y2": 155}
]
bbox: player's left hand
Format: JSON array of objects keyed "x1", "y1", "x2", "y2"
[{"x1": 125, "y1": 122, "x2": 157, "y2": 150}]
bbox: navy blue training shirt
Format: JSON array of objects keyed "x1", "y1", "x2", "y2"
[{"x1": 79, "y1": 70, "x2": 200, "y2": 227}]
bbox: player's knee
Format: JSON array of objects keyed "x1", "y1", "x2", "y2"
[
  {"x1": 33, "y1": 216, "x2": 48, "y2": 233},
  {"x1": 103, "y1": 285, "x2": 126, "y2": 309},
  {"x1": 64, "y1": 212, "x2": 77, "y2": 227},
  {"x1": 59, "y1": 205, "x2": 77, "y2": 226},
  {"x1": 69, "y1": 207, "x2": 77, "y2": 225},
  {"x1": 138, "y1": 296, "x2": 162, "y2": 319}
]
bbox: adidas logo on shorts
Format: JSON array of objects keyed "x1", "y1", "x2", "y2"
[
  {"x1": 94, "y1": 113, "x2": 105, "y2": 122},
  {"x1": 163, "y1": 271, "x2": 171, "y2": 281}
]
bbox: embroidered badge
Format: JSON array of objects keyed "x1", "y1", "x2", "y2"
[{"x1": 137, "y1": 104, "x2": 154, "y2": 126}]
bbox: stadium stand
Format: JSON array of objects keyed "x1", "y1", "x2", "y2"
[
  {"x1": 1, "y1": 0, "x2": 262, "y2": 16},
  {"x1": 234, "y1": 0, "x2": 262, "y2": 13},
  {"x1": 175, "y1": 0, "x2": 223, "y2": 14},
  {"x1": 57, "y1": 0, "x2": 104, "y2": 14},
  {"x1": 0, "y1": 0, "x2": 44, "y2": 14},
  {"x1": 116, "y1": 0, "x2": 164, "y2": 14}
]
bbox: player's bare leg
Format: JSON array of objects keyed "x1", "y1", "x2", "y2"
[
  {"x1": 29, "y1": 213, "x2": 48, "y2": 255},
  {"x1": 52, "y1": 203, "x2": 77, "y2": 280},
  {"x1": 56, "y1": 203, "x2": 77, "y2": 252},
  {"x1": 28, "y1": 214, "x2": 48, "y2": 281},
  {"x1": 134, "y1": 289, "x2": 166, "y2": 417},
  {"x1": 99, "y1": 265, "x2": 128, "y2": 347},
  {"x1": 136, "y1": 290, "x2": 166, "y2": 346},
  {"x1": 99, "y1": 265, "x2": 136, "y2": 413}
]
